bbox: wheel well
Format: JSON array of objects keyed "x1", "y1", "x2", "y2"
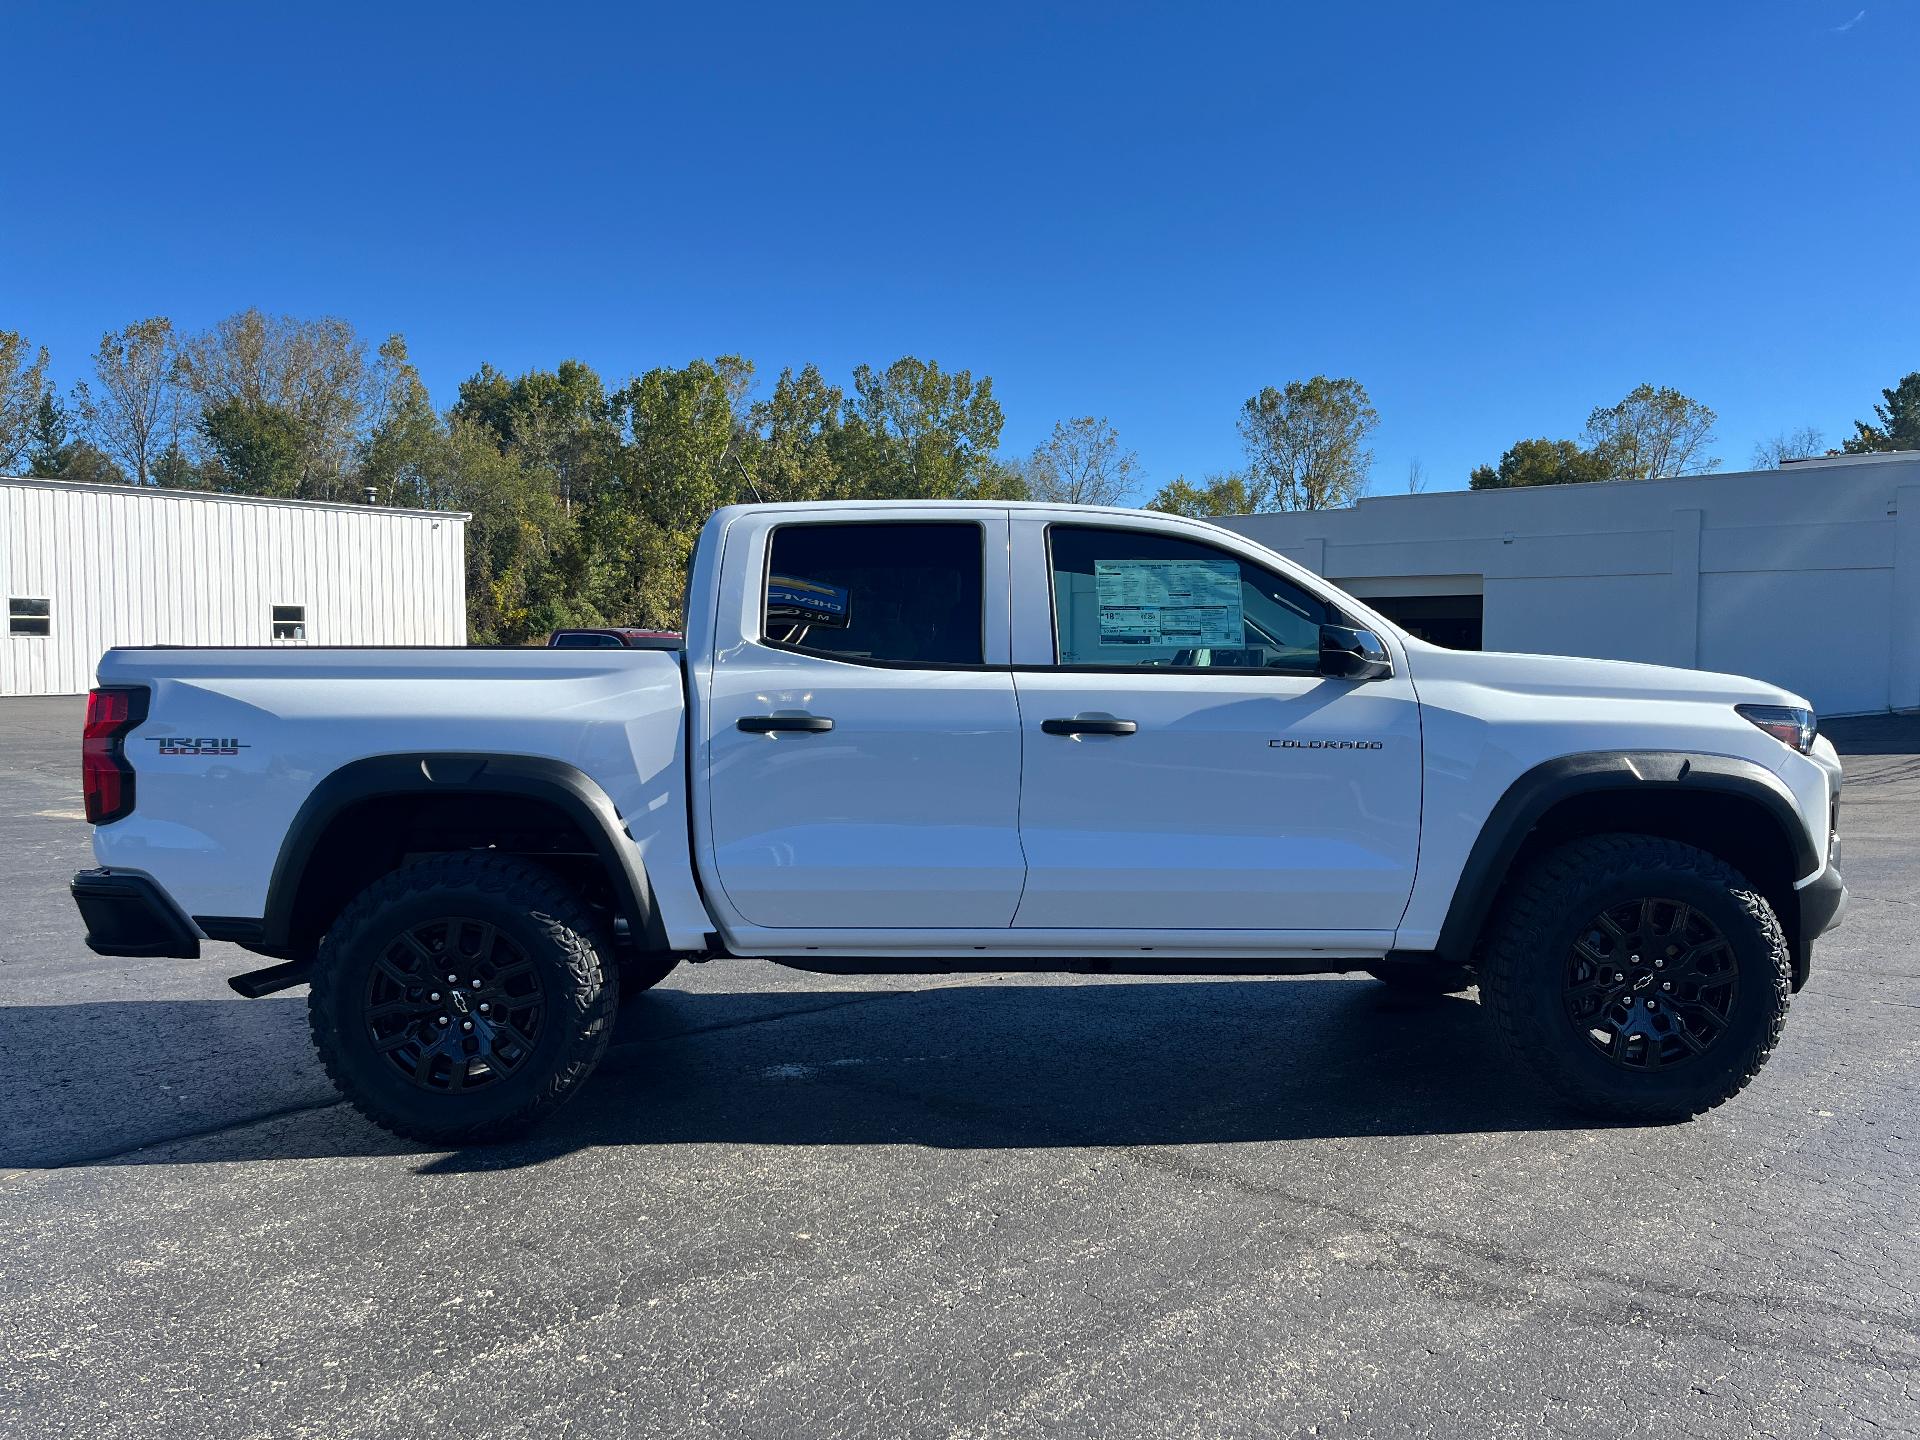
[
  {"x1": 1483, "y1": 789, "x2": 1802, "y2": 956},
  {"x1": 283, "y1": 792, "x2": 623, "y2": 957}
]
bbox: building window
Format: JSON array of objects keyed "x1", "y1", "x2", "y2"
[
  {"x1": 271, "y1": 604, "x2": 307, "y2": 641},
  {"x1": 8, "y1": 597, "x2": 50, "y2": 636}
]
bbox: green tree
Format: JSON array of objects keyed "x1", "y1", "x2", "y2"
[
  {"x1": 1583, "y1": 384, "x2": 1718, "y2": 480},
  {"x1": 744, "y1": 364, "x2": 848, "y2": 503},
  {"x1": 359, "y1": 337, "x2": 443, "y2": 507},
  {"x1": 452, "y1": 358, "x2": 618, "y2": 515},
  {"x1": 1842, "y1": 371, "x2": 1920, "y2": 454},
  {"x1": 1469, "y1": 437, "x2": 1618, "y2": 490},
  {"x1": 152, "y1": 441, "x2": 201, "y2": 490},
  {"x1": 1, "y1": 329, "x2": 52, "y2": 473},
  {"x1": 1022, "y1": 416, "x2": 1139, "y2": 506},
  {"x1": 176, "y1": 309, "x2": 376, "y2": 502},
  {"x1": 72, "y1": 318, "x2": 180, "y2": 484},
  {"x1": 837, "y1": 357, "x2": 1004, "y2": 499},
  {"x1": 1146, "y1": 472, "x2": 1253, "y2": 517},
  {"x1": 575, "y1": 357, "x2": 754, "y2": 628},
  {"x1": 198, "y1": 398, "x2": 305, "y2": 496},
  {"x1": 26, "y1": 393, "x2": 71, "y2": 476},
  {"x1": 1235, "y1": 376, "x2": 1378, "y2": 511}
]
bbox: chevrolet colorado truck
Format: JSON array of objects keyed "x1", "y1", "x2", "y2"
[{"x1": 71, "y1": 500, "x2": 1847, "y2": 1143}]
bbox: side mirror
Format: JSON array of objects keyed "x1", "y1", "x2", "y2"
[{"x1": 1319, "y1": 624, "x2": 1393, "y2": 681}]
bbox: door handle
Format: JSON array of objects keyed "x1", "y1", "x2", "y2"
[
  {"x1": 737, "y1": 715, "x2": 835, "y2": 734},
  {"x1": 1041, "y1": 717, "x2": 1138, "y2": 737}
]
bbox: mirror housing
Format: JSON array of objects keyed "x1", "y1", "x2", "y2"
[{"x1": 1319, "y1": 624, "x2": 1393, "y2": 681}]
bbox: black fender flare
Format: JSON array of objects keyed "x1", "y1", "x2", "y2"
[
  {"x1": 1430, "y1": 750, "x2": 1817, "y2": 965},
  {"x1": 252, "y1": 753, "x2": 669, "y2": 956}
]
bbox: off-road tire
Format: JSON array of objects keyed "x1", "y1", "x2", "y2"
[
  {"x1": 1367, "y1": 959, "x2": 1475, "y2": 995},
  {"x1": 309, "y1": 853, "x2": 618, "y2": 1145},
  {"x1": 1478, "y1": 833, "x2": 1791, "y2": 1123}
]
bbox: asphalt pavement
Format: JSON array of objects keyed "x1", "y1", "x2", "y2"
[{"x1": 2, "y1": 695, "x2": 1915, "y2": 1438}]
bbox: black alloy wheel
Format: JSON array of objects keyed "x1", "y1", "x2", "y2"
[
  {"x1": 363, "y1": 918, "x2": 548, "y2": 1093},
  {"x1": 1563, "y1": 897, "x2": 1737, "y2": 1070}
]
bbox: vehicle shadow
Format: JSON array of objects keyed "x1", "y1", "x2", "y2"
[{"x1": 4, "y1": 975, "x2": 1602, "y2": 1171}]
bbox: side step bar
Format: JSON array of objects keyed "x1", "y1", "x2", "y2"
[{"x1": 228, "y1": 959, "x2": 313, "y2": 999}]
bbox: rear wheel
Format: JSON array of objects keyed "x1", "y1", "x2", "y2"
[
  {"x1": 309, "y1": 853, "x2": 618, "y2": 1144},
  {"x1": 1478, "y1": 834, "x2": 1790, "y2": 1122}
]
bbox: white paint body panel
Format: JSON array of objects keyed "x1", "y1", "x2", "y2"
[
  {"x1": 1005, "y1": 513, "x2": 1422, "y2": 933},
  {"x1": 701, "y1": 513, "x2": 1025, "y2": 928},
  {"x1": 2, "y1": 476, "x2": 467, "y2": 697},
  {"x1": 90, "y1": 499, "x2": 1837, "y2": 965}
]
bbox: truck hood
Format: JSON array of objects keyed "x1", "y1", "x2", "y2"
[{"x1": 1402, "y1": 643, "x2": 1811, "y2": 710}]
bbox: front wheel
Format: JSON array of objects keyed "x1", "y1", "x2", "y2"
[
  {"x1": 309, "y1": 854, "x2": 618, "y2": 1144},
  {"x1": 1477, "y1": 834, "x2": 1791, "y2": 1123}
]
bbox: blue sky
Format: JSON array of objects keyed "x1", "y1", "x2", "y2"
[{"x1": 4, "y1": 1, "x2": 1914, "y2": 495}]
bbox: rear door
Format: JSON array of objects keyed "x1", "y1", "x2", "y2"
[
  {"x1": 700, "y1": 510, "x2": 1026, "y2": 932},
  {"x1": 1008, "y1": 517, "x2": 1422, "y2": 938}
]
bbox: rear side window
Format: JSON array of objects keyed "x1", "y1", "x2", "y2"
[
  {"x1": 1049, "y1": 525, "x2": 1329, "y2": 671},
  {"x1": 763, "y1": 522, "x2": 984, "y2": 666}
]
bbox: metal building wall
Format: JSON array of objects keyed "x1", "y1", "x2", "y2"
[{"x1": 1, "y1": 478, "x2": 469, "y2": 697}]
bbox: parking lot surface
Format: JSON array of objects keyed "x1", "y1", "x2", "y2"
[{"x1": 3, "y1": 695, "x2": 1916, "y2": 1438}]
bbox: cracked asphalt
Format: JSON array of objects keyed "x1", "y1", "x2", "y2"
[{"x1": 2, "y1": 695, "x2": 1915, "y2": 1438}]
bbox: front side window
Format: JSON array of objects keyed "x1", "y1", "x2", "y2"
[
  {"x1": 9, "y1": 597, "x2": 50, "y2": 636},
  {"x1": 552, "y1": 631, "x2": 622, "y2": 648},
  {"x1": 1049, "y1": 526, "x2": 1329, "y2": 671},
  {"x1": 763, "y1": 522, "x2": 984, "y2": 666},
  {"x1": 271, "y1": 604, "x2": 306, "y2": 641}
]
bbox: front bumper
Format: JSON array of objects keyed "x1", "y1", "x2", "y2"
[
  {"x1": 71, "y1": 869, "x2": 200, "y2": 959},
  {"x1": 1790, "y1": 861, "x2": 1847, "y2": 991},
  {"x1": 1798, "y1": 862, "x2": 1848, "y2": 941}
]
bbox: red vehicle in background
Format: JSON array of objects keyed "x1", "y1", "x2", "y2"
[{"x1": 546, "y1": 628, "x2": 683, "y2": 650}]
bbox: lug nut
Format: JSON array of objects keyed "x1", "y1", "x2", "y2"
[
  {"x1": 1654, "y1": 957, "x2": 1666, "y2": 969},
  {"x1": 429, "y1": 992, "x2": 441, "y2": 1002},
  {"x1": 447, "y1": 975, "x2": 459, "y2": 985},
  {"x1": 1662, "y1": 981, "x2": 1672, "y2": 991},
  {"x1": 462, "y1": 1020, "x2": 473, "y2": 1032},
  {"x1": 478, "y1": 1003, "x2": 490, "y2": 1014},
  {"x1": 1615, "y1": 972, "x2": 1626, "y2": 983},
  {"x1": 437, "y1": 1015, "x2": 449, "y2": 1026}
]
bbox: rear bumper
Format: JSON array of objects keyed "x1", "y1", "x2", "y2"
[{"x1": 70, "y1": 869, "x2": 200, "y2": 959}]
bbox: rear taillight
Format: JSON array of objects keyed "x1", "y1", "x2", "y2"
[{"x1": 83, "y1": 686, "x2": 149, "y2": 824}]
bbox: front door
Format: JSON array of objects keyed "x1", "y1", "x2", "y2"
[
  {"x1": 1009, "y1": 519, "x2": 1422, "y2": 935},
  {"x1": 703, "y1": 512, "x2": 1026, "y2": 931}
]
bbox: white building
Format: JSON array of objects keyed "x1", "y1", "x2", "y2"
[
  {"x1": 1221, "y1": 452, "x2": 1920, "y2": 717},
  {"x1": 2, "y1": 477, "x2": 469, "y2": 697}
]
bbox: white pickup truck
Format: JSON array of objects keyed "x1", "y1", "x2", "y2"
[{"x1": 72, "y1": 500, "x2": 1847, "y2": 1143}]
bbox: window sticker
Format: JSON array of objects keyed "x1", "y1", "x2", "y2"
[
  {"x1": 768, "y1": 574, "x2": 853, "y2": 629},
  {"x1": 1094, "y1": 559, "x2": 1243, "y2": 647}
]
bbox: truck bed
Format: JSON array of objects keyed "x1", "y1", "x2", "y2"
[{"x1": 90, "y1": 646, "x2": 702, "y2": 940}]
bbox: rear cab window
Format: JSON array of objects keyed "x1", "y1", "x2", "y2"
[
  {"x1": 762, "y1": 522, "x2": 984, "y2": 667},
  {"x1": 1048, "y1": 525, "x2": 1329, "y2": 672}
]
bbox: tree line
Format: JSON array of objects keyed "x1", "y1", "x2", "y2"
[{"x1": 2, "y1": 315, "x2": 1914, "y2": 641}]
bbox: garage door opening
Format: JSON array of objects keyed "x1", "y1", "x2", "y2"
[{"x1": 1358, "y1": 594, "x2": 1484, "y2": 650}]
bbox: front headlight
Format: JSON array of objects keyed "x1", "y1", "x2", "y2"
[{"x1": 1736, "y1": 703, "x2": 1818, "y2": 754}]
